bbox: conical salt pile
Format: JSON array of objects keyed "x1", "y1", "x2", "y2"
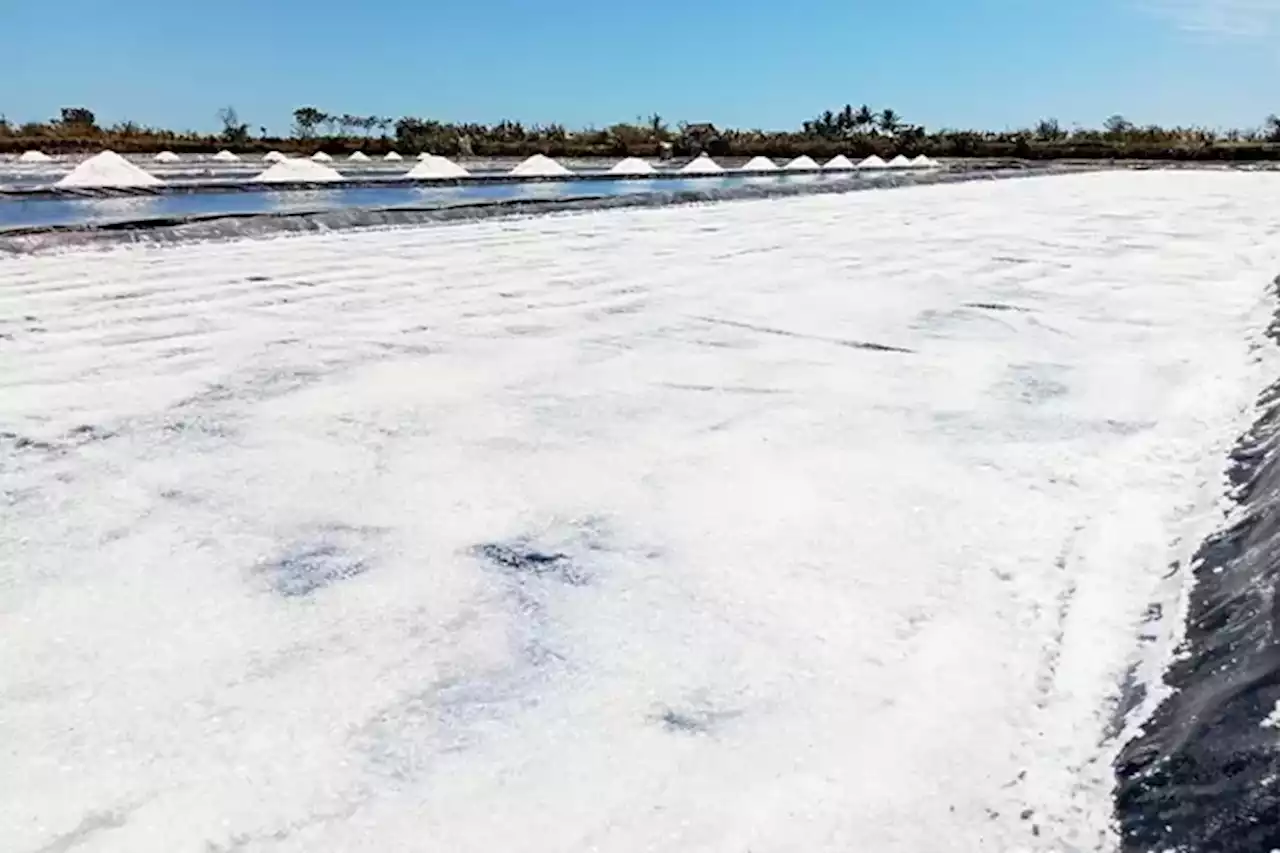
[
  {"x1": 311, "y1": 151, "x2": 333, "y2": 162},
  {"x1": 18, "y1": 150, "x2": 52, "y2": 163},
  {"x1": 153, "y1": 151, "x2": 181, "y2": 163},
  {"x1": 740, "y1": 156, "x2": 778, "y2": 171},
  {"x1": 253, "y1": 158, "x2": 343, "y2": 183},
  {"x1": 510, "y1": 154, "x2": 571, "y2": 177},
  {"x1": 911, "y1": 154, "x2": 937, "y2": 168},
  {"x1": 680, "y1": 154, "x2": 723, "y2": 175},
  {"x1": 607, "y1": 157, "x2": 655, "y2": 176},
  {"x1": 348, "y1": 151, "x2": 370, "y2": 162},
  {"x1": 263, "y1": 151, "x2": 287, "y2": 163},
  {"x1": 56, "y1": 151, "x2": 163, "y2": 188},
  {"x1": 857, "y1": 155, "x2": 888, "y2": 169},
  {"x1": 384, "y1": 151, "x2": 403, "y2": 161},
  {"x1": 823, "y1": 155, "x2": 855, "y2": 170},
  {"x1": 784, "y1": 155, "x2": 820, "y2": 171},
  {"x1": 887, "y1": 155, "x2": 913, "y2": 169},
  {"x1": 406, "y1": 155, "x2": 470, "y2": 179},
  {"x1": 212, "y1": 150, "x2": 240, "y2": 162},
  {"x1": 417, "y1": 152, "x2": 433, "y2": 160}
]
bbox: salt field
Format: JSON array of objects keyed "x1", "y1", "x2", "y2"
[{"x1": 4, "y1": 171, "x2": 1280, "y2": 852}]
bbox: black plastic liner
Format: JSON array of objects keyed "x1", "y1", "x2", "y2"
[
  {"x1": 0, "y1": 165, "x2": 1093, "y2": 255},
  {"x1": 1116, "y1": 276, "x2": 1280, "y2": 851}
]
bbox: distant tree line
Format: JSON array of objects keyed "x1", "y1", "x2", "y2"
[{"x1": 4, "y1": 104, "x2": 1280, "y2": 162}]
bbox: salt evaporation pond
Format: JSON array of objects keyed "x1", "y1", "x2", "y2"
[{"x1": 4, "y1": 172, "x2": 1280, "y2": 853}]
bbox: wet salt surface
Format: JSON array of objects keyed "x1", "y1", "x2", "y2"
[
  {"x1": 0, "y1": 174, "x2": 869, "y2": 231},
  {"x1": 3, "y1": 172, "x2": 1280, "y2": 853}
]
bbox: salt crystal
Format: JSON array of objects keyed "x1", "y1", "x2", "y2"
[
  {"x1": 607, "y1": 157, "x2": 655, "y2": 176},
  {"x1": 784, "y1": 155, "x2": 820, "y2": 171},
  {"x1": 739, "y1": 156, "x2": 778, "y2": 172},
  {"x1": 55, "y1": 151, "x2": 163, "y2": 189},
  {"x1": 679, "y1": 154, "x2": 723, "y2": 175},
  {"x1": 252, "y1": 158, "x2": 343, "y2": 184},
  {"x1": 406, "y1": 155, "x2": 470, "y2": 179},
  {"x1": 509, "y1": 154, "x2": 571, "y2": 177}
]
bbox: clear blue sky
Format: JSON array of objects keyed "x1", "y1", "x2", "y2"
[{"x1": 5, "y1": 0, "x2": 1278, "y2": 133}]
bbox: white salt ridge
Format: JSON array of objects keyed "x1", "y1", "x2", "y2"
[
  {"x1": 887, "y1": 155, "x2": 913, "y2": 169},
  {"x1": 55, "y1": 150, "x2": 163, "y2": 188},
  {"x1": 510, "y1": 154, "x2": 572, "y2": 177},
  {"x1": 680, "y1": 154, "x2": 724, "y2": 174},
  {"x1": 252, "y1": 158, "x2": 343, "y2": 184},
  {"x1": 153, "y1": 151, "x2": 181, "y2": 163},
  {"x1": 312, "y1": 151, "x2": 333, "y2": 162},
  {"x1": 348, "y1": 151, "x2": 370, "y2": 162},
  {"x1": 607, "y1": 157, "x2": 656, "y2": 176},
  {"x1": 823, "y1": 155, "x2": 855, "y2": 170},
  {"x1": 405, "y1": 155, "x2": 470, "y2": 179},
  {"x1": 858, "y1": 154, "x2": 888, "y2": 169},
  {"x1": 212, "y1": 150, "x2": 240, "y2": 163},
  {"x1": 18, "y1": 150, "x2": 52, "y2": 163},
  {"x1": 263, "y1": 151, "x2": 287, "y2": 163},
  {"x1": 384, "y1": 152, "x2": 403, "y2": 161},
  {"x1": 784, "y1": 155, "x2": 820, "y2": 171},
  {"x1": 911, "y1": 154, "x2": 938, "y2": 168},
  {"x1": 739, "y1": 156, "x2": 778, "y2": 172}
]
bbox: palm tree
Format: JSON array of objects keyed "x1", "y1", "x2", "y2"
[
  {"x1": 878, "y1": 108, "x2": 900, "y2": 134},
  {"x1": 1265, "y1": 114, "x2": 1280, "y2": 143},
  {"x1": 854, "y1": 105, "x2": 875, "y2": 131}
]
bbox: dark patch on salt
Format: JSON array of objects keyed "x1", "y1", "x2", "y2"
[
  {"x1": 475, "y1": 542, "x2": 588, "y2": 586},
  {"x1": 245, "y1": 275, "x2": 270, "y2": 282},
  {"x1": 692, "y1": 315, "x2": 914, "y2": 354},
  {"x1": 0, "y1": 430, "x2": 57, "y2": 452},
  {"x1": 653, "y1": 704, "x2": 739, "y2": 735},
  {"x1": 260, "y1": 537, "x2": 372, "y2": 597},
  {"x1": 964, "y1": 301, "x2": 1031, "y2": 313}
]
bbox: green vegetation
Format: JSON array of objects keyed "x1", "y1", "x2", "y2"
[{"x1": 4, "y1": 104, "x2": 1280, "y2": 162}]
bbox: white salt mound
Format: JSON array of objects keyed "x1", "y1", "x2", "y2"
[
  {"x1": 784, "y1": 155, "x2": 820, "y2": 171},
  {"x1": 18, "y1": 150, "x2": 52, "y2": 163},
  {"x1": 384, "y1": 151, "x2": 403, "y2": 161},
  {"x1": 311, "y1": 151, "x2": 333, "y2": 162},
  {"x1": 263, "y1": 151, "x2": 287, "y2": 163},
  {"x1": 510, "y1": 154, "x2": 572, "y2": 177},
  {"x1": 887, "y1": 155, "x2": 913, "y2": 169},
  {"x1": 607, "y1": 157, "x2": 656, "y2": 176},
  {"x1": 348, "y1": 151, "x2": 370, "y2": 162},
  {"x1": 858, "y1": 155, "x2": 889, "y2": 169},
  {"x1": 740, "y1": 156, "x2": 778, "y2": 171},
  {"x1": 212, "y1": 150, "x2": 240, "y2": 162},
  {"x1": 417, "y1": 152, "x2": 433, "y2": 161},
  {"x1": 153, "y1": 151, "x2": 181, "y2": 163},
  {"x1": 55, "y1": 151, "x2": 163, "y2": 189},
  {"x1": 824, "y1": 155, "x2": 855, "y2": 170},
  {"x1": 911, "y1": 154, "x2": 937, "y2": 168},
  {"x1": 405, "y1": 155, "x2": 470, "y2": 179},
  {"x1": 252, "y1": 158, "x2": 343, "y2": 184},
  {"x1": 680, "y1": 154, "x2": 724, "y2": 175}
]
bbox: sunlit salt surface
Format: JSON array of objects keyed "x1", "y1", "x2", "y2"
[{"x1": 3, "y1": 172, "x2": 1280, "y2": 853}]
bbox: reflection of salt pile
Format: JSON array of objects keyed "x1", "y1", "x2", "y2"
[
  {"x1": 824, "y1": 155, "x2": 855, "y2": 170},
  {"x1": 510, "y1": 154, "x2": 571, "y2": 177},
  {"x1": 18, "y1": 150, "x2": 52, "y2": 163},
  {"x1": 887, "y1": 155, "x2": 913, "y2": 169},
  {"x1": 311, "y1": 151, "x2": 333, "y2": 162},
  {"x1": 263, "y1": 151, "x2": 287, "y2": 163},
  {"x1": 607, "y1": 157, "x2": 655, "y2": 176},
  {"x1": 56, "y1": 151, "x2": 163, "y2": 188},
  {"x1": 252, "y1": 158, "x2": 344, "y2": 183},
  {"x1": 405, "y1": 155, "x2": 470, "y2": 179},
  {"x1": 740, "y1": 156, "x2": 778, "y2": 171},
  {"x1": 911, "y1": 154, "x2": 938, "y2": 168},
  {"x1": 212, "y1": 150, "x2": 240, "y2": 162},
  {"x1": 858, "y1": 155, "x2": 888, "y2": 169},
  {"x1": 384, "y1": 151, "x2": 403, "y2": 161},
  {"x1": 153, "y1": 151, "x2": 181, "y2": 163},
  {"x1": 784, "y1": 155, "x2": 820, "y2": 171},
  {"x1": 348, "y1": 151, "x2": 370, "y2": 162},
  {"x1": 680, "y1": 154, "x2": 723, "y2": 174}
]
